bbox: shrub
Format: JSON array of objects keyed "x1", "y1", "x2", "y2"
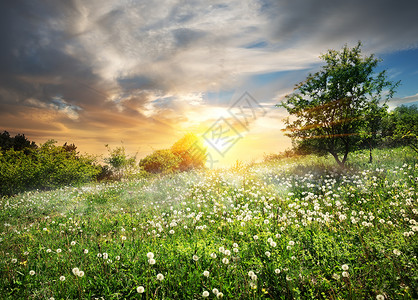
[
  {"x1": 0, "y1": 140, "x2": 101, "y2": 196},
  {"x1": 139, "y1": 149, "x2": 180, "y2": 174}
]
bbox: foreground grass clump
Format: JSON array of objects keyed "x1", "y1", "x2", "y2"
[{"x1": 0, "y1": 148, "x2": 417, "y2": 299}]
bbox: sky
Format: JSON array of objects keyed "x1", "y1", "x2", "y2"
[{"x1": 1, "y1": 0, "x2": 418, "y2": 167}]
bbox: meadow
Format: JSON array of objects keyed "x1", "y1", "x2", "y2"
[{"x1": 0, "y1": 147, "x2": 417, "y2": 299}]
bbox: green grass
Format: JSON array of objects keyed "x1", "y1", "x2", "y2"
[{"x1": 0, "y1": 147, "x2": 417, "y2": 299}]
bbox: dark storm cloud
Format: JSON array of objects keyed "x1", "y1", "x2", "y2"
[{"x1": 260, "y1": 0, "x2": 418, "y2": 51}]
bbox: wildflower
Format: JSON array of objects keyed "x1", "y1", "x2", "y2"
[
  {"x1": 332, "y1": 273, "x2": 340, "y2": 280},
  {"x1": 393, "y1": 249, "x2": 401, "y2": 256},
  {"x1": 233, "y1": 248, "x2": 239, "y2": 253},
  {"x1": 265, "y1": 251, "x2": 271, "y2": 258},
  {"x1": 270, "y1": 241, "x2": 277, "y2": 247},
  {"x1": 84, "y1": 249, "x2": 88, "y2": 254},
  {"x1": 156, "y1": 273, "x2": 164, "y2": 281},
  {"x1": 72, "y1": 268, "x2": 80, "y2": 276},
  {"x1": 193, "y1": 255, "x2": 199, "y2": 261},
  {"x1": 222, "y1": 258, "x2": 229, "y2": 264},
  {"x1": 376, "y1": 295, "x2": 385, "y2": 300},
  {"x1": 121, "y1": 236, "x2": 126, "y2": 241},
  {"x1": 24, "y1": 251, "x2": 29, "y2": 255},
  {"x1": 212, "y1": 288, "x2": 219, "y2": 295},
  {"x1": 78, "y1": 271, "x2": 84, "y2": 277},
  {"x1": 219, "y1": 246, "x2": 225, "y2": 253},
  {"x1": 60, "y1": 276, "x2": 65, "y2": 281},
  {"x1": 46, "y1": 249, "x2": 52, "y2": 253},
  {"x1": 97, "y1": 253, "x2": 102, "y2": 258},
  {"x1": 288, "y1": 241, "x2": 295, "y2": 246},
  {"x1": 253, "y1": 235, "x2": 258, "y2": 240},
  {"x1": 70, "y1": 241, "x2": 76, "y2": 246},
  {"x1": 342, "y1": 271, "x2": 349, "y2": 278},
  {"x1": 210, "y1": 252, "x2": 217, "y2": 259},
  {"x1": 275, "y1": 269, "x2": 281, "y2": 274},
  {"x1": 217, "y1": 292, "x2": 224, "y2": 298},
  {"x1": 116, "y1": 255, "x2": 120, "y2": 261},
  {"x1": 147, "y1": 252, "x2": 154, "y2": 259},
  {"x1": 202, "y1": 291, "x2": 209, "y2": 297},
  {"x1": 224, "y1": 250, "x2": 231, "y2": 256},
  {"x1": 148, "y1": 258, "x2": 156, "y2": 265},
  {"x1": 103, "y1": 253, "x2": 109, "y2": 259},
  {"x1": 56, "y1": 249, "x2": 62, "y2": 253},
  {"x1": 11, "y1": 258, "x2": 17, "y2": 263},
  {"x1": 29, "y1": 270, "x2": 35, "y2": 276},
  {"x1": 248, "y1": 271, "x2": 255, "y2": 277},
  {"x1": 233, "y1": 243, "x2": 238, "y2": 248},
  {"x1": 251, "y1": 274, "x2": 257, "y2": 281},
  {"x1": 137, "y1": 286, "x2": 145, "y2": 293},
  {"x1": 203, "y1": 270, "x2": 209, "y2": 277},
  {"x1": 341, "y1": 264, "x2": 349, "y2": 271}
]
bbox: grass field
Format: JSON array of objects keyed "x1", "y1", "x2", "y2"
[{"x1": 0, "y1": 147, "x2": 417, "y2": 299}]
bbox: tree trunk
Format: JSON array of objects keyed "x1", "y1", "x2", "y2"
[{"x1": 330, "y1": 151, "x2": 345, "y2": 168}]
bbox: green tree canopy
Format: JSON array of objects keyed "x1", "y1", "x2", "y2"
[{"x1": 278, "y1": 42, "x2": 398, "y2": 167}]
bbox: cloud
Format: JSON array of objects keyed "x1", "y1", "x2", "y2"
[{"x1": 1, "y1": 0, "x2": 418, "y2": 158}]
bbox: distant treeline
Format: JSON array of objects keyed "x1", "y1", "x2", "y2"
[{"x1": 0, "y1": 132, "x2": 206, "y2": 196}]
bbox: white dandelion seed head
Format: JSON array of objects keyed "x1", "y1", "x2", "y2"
[
  {"x1": 137, "y1": 286, "x2": 145, "y2": 293},
  {"x1": 147, "y1": 252, "x2": 154, "y2": 259},
  {"x1": 202, "y1": 291, "x2": 209, "y2": 297}
]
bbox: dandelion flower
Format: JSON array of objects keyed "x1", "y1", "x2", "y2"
[
  {"x1": 203, "y1": 270, "x2": 209, "y2": 277},
  {"x1": 288, "y1": 241, "x2": 295, "y2": 246},
  {"x1": 70, "y1": 241, "x2": 76, "y2": 246},
  {"x1": 103, "y1": 253, "x2": 108, "y2": 259},
  {"x1": 202, "y1": 291, "x2": 209, "y2": 297},
  {"x1": 210, "y1": 252, "x2": 217, "y2": 259},
  {"x1": 11, "y1": 258, "x2": 17, "y2": 263},
  {"x1": 156, "y1": 273, "x2": 164, "y2": 281},
  {"x1": 60, "y1": 276, "x2": 65, "y2": 281},
  {"x1": 341, "y1": 264, "x2": 349, "y2": 271},
  {"x1": 29, "y1": 270, "x2": 35, "y2": 276},
  {"x1": 222, "y1": 258, "x2": 229, "y2": 264},
  {"x1": 46, "y1": 249, "x2": 52, "y2": 253},
  {"x1": 137, "y1": 286, "x2": 145, "y2": 293},
  {"x1": 147, "y1": 252, "x2": 154, "y2": 259},
  {"x1": 219, "y1": 246, "x2": 225, "y2": 253},
  {"x1": 84, "y1": 249, "x2": 88, "y2": 254},
  {"x1": 217, "y1": 292, "x2": 224, "y2": 298},
  {"x1": 224, "y1": 250, "x2": 231, "y2": 256},
  {"x1": 248, "y1": 271, "x2": 255, "y2": 277},
  {"x1": 72, "y1": 268, "x2": 80, "y2": 276},
  {"x1": 148, "y1": 258, "x2": 156, "y2": 265},
  {"x1": 121, "y1": 236, "x2": 126, "y2": 241},
  {"x1": 193, "y1": 255, "x2": 199, "y2": 261},
  {"x1": 393, "y1": 249, "x2": 401, "y2": 256},
  {"x1": 376, "y1": 295, "x2": 385, "y2": 300},
  {"x1": 342, "y1": 271, "x2": 349, "y2": 278},
  {"x1": 275, "y1": 269, "x2": 281, "y2": 274},
  {"x1": 265, "y1": 251, "x2": 271, "y2": 258},
  {"x1": 56, "y1": 249, "x2": 62, "y2": 253},
  {"x1": 212, "y1": 288, "x2": 219, "y2": 295}
]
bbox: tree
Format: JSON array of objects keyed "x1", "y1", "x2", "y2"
[
  {"x1": 384, "y1": 105, "x2": 418, "y2": 153},
  {"x1": 171, "y1": 133, "x2": 206, "y2": 171},
  {"x1": 278, "y1": 42, "x2": 398, "y2": 167}
]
